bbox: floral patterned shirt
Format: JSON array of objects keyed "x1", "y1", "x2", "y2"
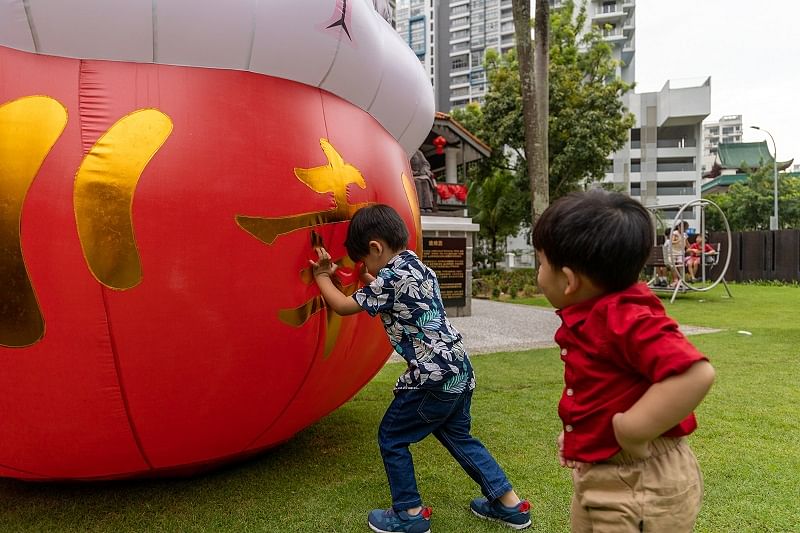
[{"x1": 352, "y1": 250, "x2": 475, "y2": 393}]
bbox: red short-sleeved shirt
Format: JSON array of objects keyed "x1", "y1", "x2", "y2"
[{"x1": 555, "y1": 282, "x2": 708, "y2": 463}]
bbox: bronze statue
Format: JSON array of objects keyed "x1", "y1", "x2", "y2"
[{"x1": 410, "y1": 150, "x2": 438, "y2": 212}]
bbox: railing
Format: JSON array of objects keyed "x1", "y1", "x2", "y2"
[
  {"x1": 657, "y1": 162, "x2": 695, "y2": 172},
  {"x1": 657, "y1": 139, "x2": 697, "y2": 148}
]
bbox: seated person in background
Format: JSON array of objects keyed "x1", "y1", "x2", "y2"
[
  {"x1": 685, "y1": 235, "x2": 717, "y2": 282},
  {"x1": 669, "y1": 221, "x2": 689, "y2": 287}
]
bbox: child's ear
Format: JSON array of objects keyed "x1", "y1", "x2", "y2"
[
  {"x1": 561, "y1": 266, "x2": 581, "y2": 296},
  {"x1": 368, "y1": 240, "x2": 383, "y2": 256}
]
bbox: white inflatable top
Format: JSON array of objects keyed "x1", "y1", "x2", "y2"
[{"x1": 0, "y1": 0, "x2": 434, "y2": 156}]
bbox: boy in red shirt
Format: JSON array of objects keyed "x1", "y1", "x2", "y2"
[{"x1": 531, "y1": 190, "x2": 716, "y2": 533}]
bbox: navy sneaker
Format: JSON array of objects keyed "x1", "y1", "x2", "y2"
[
  {"x1": 368, "y1": 506, "x2": 432, "y2": 533},
  {"x1": 470, "y1": 498, "x2": 531, "y2": 529}
]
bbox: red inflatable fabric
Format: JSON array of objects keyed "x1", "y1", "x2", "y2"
[{"x1": 0, "y1": 45, "x2": 422, "y2": 480}]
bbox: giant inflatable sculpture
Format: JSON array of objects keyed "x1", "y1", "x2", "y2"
[{"x1": 0, "y1": 0, "x2": 434, "y2": 480}]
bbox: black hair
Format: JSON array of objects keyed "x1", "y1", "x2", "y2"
[
  {"x1": 344, "y1": 204, "x2": 409, "y2": 261},
  {"x1": 531, "y1": 189, "x2": 652, "y2": 292}
]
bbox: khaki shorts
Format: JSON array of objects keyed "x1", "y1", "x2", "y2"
[{"x1": 570, "y1": 437, "x2": 703, "y2": 533}]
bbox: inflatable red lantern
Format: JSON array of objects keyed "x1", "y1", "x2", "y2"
[{"x1": 0, "y1": 0, "x2": 433, "y2": 480}]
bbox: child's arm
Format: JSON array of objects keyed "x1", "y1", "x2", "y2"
[
  {"x1": 612, "y1": 360, "x2": 715, "y2": 458},
  {"x1": 359, "y1": 262, "x2": 376, "y2": 285},
  {"x1": 310, "y1": 247, "x2": 362, "y2": 316}
]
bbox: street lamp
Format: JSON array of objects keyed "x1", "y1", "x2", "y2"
[{"x1": 750, "y1": 125, "x2": 779, "y2": 230}]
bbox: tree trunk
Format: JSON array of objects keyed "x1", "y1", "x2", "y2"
[
  {"x1": 512, "y1": 0, "x2": 549, "y2": 227},
  {"x1": 532, "y1": 0, "x2": 549, "y2": 223}
]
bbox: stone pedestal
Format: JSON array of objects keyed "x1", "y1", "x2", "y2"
[{"x1": 421, "y1": 215, "x2": 480, "y2": 317}]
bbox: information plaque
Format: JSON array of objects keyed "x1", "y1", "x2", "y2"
[{"x1": 422, "y1": 237, "x2": 467, "y2": 307}]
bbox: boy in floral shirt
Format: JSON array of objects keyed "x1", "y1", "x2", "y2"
[{"x1": 310, "y1": 204, "x2": 530, "y2": 533}]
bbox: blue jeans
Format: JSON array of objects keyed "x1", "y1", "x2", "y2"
[{"x1": 378, "y1": 388, "x2": 513, "y2": 511}]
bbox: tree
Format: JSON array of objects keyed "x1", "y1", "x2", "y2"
[
  {"x1": 705, "y1": 166, "x2": 800, "y2": 231},
  {"x1": 512, "y1": 0, "x2": 549, "y2": 226},
  {"x1": 453, "y1": 0, "x2": 634, "y2": 214},
  {"x1": 469, "y1": 169, "x2": 525, "y2": 269}
]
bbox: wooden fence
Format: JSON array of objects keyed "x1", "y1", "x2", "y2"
[{"x1": 707, "y1": 229, "x2": 800, "y2": 282}]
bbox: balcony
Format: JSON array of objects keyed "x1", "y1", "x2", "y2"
[
  {"x1": 601, "y1": 27, "x2": 626, "y2": 43},
  {"x1": 593, "y1": 4, "x2": 627, "y2": 23}
]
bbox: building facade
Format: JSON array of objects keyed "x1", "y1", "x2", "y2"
[
  {"x1": 395, "y1": 0, "x2": 440, "y2": 104},
  {"x1": 395, "y1": 0, "x2": 635, "y2": 111},
  {"x1": 606, "y1": 78, "x2": 711, "y2": 225},
  {"x1": 702, "y1": 114, "x2": 743, "y2": 173}
]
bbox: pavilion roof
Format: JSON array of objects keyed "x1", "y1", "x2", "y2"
[{"x1": 704, "y1": 141, "x2": 793, "y2": 179}]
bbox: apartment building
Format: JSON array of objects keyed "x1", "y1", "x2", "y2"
[
  {"x1": 609, "y1": 78, "x2": 711, "y2": 223},
  {"x1": 448, "y1": 0, "x2": 635, "y2": 109},
  {"x1": 395, "y1": 0, "x2": 441, "y2": 104},
  {"x1": 702, "y1": 114, "x2": 743, "y2": 172}
]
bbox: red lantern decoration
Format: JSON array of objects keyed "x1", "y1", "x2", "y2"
[{"x1": 433, "y1": 135, "x2": 447, "y2": 155}]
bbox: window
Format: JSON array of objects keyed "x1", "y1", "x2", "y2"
[
  {"x1": 656, "y1": 182, "x2": 696, "y2": 196},
  {"x1": 471, "y1": 50, "x2": 484, "y2": 66},
  {"x1": 451, "y1": 14, "x2": 469, "y2": 27},
  {"x1": 451, "y1": 56, "x2": 469, "y2": 70},
  {"x1": 451, "y1": 74, "x2": 469, "y2": 85},
  {"x1": 450, "y1": 29, "x2": 470, "y2": 40},
  {"x1": 451, "y1": 4, "x2": 469, "y2": 16},
  {"x1": 409, "y1": 18, "x2": 426, "y2": 55},
  {"x1": 656, "y1": 157, "x2": 695, "y2": 172},
  {"x1": 602, "y1": 1, "x2": 617, "y2": 13}
]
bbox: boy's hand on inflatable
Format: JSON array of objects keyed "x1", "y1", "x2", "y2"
[{"x1": 309, "y1": 247, "x2": 338, "y2": 279}]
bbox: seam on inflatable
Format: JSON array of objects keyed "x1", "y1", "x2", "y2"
[
  {"x1": 246, "y1": 0, "x2": 258, "y2": 70},
  {"x1": 240, "y1": 90, "x2": 332, "y2": 452},
  {"x1": 367, "y1": 56, "x2": 386, "y2": 111},
  {"x1": 21, "y1": 0, "x2": 40, "y2": 53},
  {"x1": 0, "y1": 461, "x2": 46, "y2": 478},
  {"x1": 317, "y1": 24, "x2": 344, "y2": 88},
  {"x1": 100, "y1": 288, "x2": 154, "y2": 470},
  {"x1": 151, "y1": 0, "x2": 158, "y2": 62},
  {"x1": 396, "y1": 100, "x2": 418, "y2": 142}
]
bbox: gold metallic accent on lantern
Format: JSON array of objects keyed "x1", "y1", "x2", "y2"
[
  {"x1": 237, "y1": 142, "x2": 375, "y2": 358},
  {"x1": 74, "y1": 109, "x2": 173, "y2": 290},
  {"x1": 0, "y1": 96, "x2": 67, "y2": 348},
  {"x1": 401, "y1": 172, "x2": 424, "y2": 254},
  {"x1": 236, "y1": 139, "x2": 370, "y2": 245},
  {"x1": 278, "y1": 239, "x2": 360, "y2": 358}
]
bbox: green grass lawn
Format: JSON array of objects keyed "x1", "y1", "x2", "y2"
[{"x1": 1, "y1": 284, "x2": 798, "y2": 532}]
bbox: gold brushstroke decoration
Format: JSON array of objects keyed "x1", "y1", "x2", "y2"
[
  {"x1": 74, "y1": 109, "x2": 173, "y2": 290},
  {"x1": 278, "y1": 253, "x2": 360, "y2": 358},
  {"x1": 237, "y1": 142, "x2": 373, "y2": 358},
  {"x1": 236, "y1": 139, "x2": 370, "y2": 245},
  {"x1": 401, "y1": 172, "x2": 424, "y2": 254},
  {"x1": 0, "y1": 96, "x2": 67, "y2": 347}
]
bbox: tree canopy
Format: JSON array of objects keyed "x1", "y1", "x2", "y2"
[
  {"x1": 705, "y1": 167, "x2": 800, "y2": 231},
  {"x1": 452, "y1": 0, "x2": 634, "y2": 251}
]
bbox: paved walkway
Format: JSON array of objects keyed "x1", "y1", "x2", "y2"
[{"x1": 449, "y1": 298, "x2": 720, "y2": 355}]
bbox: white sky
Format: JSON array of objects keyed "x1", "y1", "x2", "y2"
[{"x1": 634, "y1": 0, "x2": 799, "y2": 163}]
